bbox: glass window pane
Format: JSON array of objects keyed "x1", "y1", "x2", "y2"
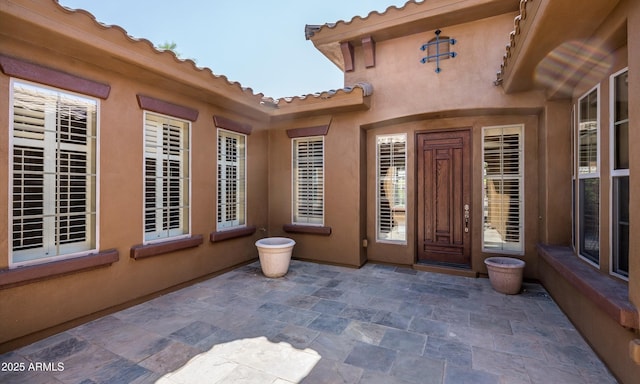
[
  {"x1": 614, "y1": 71, "x2": 629, "y2": 171},
  {"x1": 613, "y1": 176, "x2": 629, "y2": 277},
  {"x1": 11, "y1": 82, "x2": 97, "y2": 264},
  {"x1": 579, "y1": 178, "x2": 599, "y2": 264},
  {"x1": 615, "y1": 71, "x2": 628, "y2": 122},
  {"x1": 377, "y1": 135, "x2": 406, "y2": 242},
  {"x1": 217, "y1": 130, "x2": 246, "y2": 229},
  {"x1": 578, "y1": 89, "x2": 598, "y2": 175},
  {"x1": 615, "y1": 121, "x2": 629, "y2": 170},
  {"x1": 483, "y1": 126, "x2": 523, "y2": 253},
  {"x1": 144, "y1": 114, "x2": 190, "y2": 241},
  {"x1": 293, "y1": 137, "x2": 324, "y2": 225}
]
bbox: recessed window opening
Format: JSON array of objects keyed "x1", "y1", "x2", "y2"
[
  {"x1": 217, "y1": 129, "x2": 246, "y2": 230},
  {"x1": 144, "y1": 112, "x2": 190, "y2": 242},
  {"x1": 292, "y1": 137, "x2": 324, "y2": 225},
  {"x1": 576, "y1": 86, "x2": 600, "y2": 266},
  {"x1": 376, "y1": 134, "x2": 406, "y2": 243},
  {"x1": 482, "y1": 125, "x2": 524, "y2": 254},
  {"x1": 611, "y1": 68, "x2": 629, "y2": 279},
  {"x1": 10, "y1": 80, "x2": 98, "y2": 266}
]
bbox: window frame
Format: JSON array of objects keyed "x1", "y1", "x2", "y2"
[
  {"x1": 481, "y1": 124, "x2": 525, "y2": 255},
  {"x1": 142, "y1": 111, "x2": 191, "y2": 244},
  {"x1": 376, "y1": 134, "x2": 407, "y2": 244},
  {"x1": 609, "y1": 67, "x2": 629, "y2": 280},
  {"x1": 571, "y1": 104, "x2": 576, "y2": 252},
  {"x1": 216, "y1": 128, "x2": 247, "y2": 231},
  {"x1": 575, "y1": 84, "x2": 601, "y2": 267},
  {"x1": 9, "y1": 79, "x2": 100, "y2": 268},
  {"x1": 291, "y1": 136, "x2": 325, "y2": 226}
]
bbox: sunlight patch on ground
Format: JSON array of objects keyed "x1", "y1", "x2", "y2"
[{"x1": 156, "y1": 336, "x2": 321, "y2": 384}]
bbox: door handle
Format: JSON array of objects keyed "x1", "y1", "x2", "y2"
[{"x1": 464, "y1": 204, "x2": 470, "y2": 233}]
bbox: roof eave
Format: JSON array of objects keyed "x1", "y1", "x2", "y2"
[
  {"x1": 307, "y1": 0, "x2": 520, "y2": 70},
  {"x1": 0, "y1": 0, "x2": 272, "y2": 120},
  {"x1": 500, "y1": 0, "x2": 621, "y2": 96},
  {"x1": 266, "y1": 85, "x2": 372, "y2": 121}
]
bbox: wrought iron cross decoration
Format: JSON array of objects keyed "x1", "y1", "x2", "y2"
[{"x1": 420, "y1": 29, "x2": 457, "y2": 73}]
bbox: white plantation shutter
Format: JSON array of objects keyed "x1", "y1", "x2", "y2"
[
  {"x1": 13, "y1": 89, "x2": 46, "y2": 141},
  {"x1": 293, "y1": 137, "x2": 324, "y2": 225},
  {"x1": 217, "y1": 130, "x2": 246, "y2": 229},
  {"x1": 11, "y1": 82, "x2": 97, "y2": 265},
  {"x1": 144, "y1": 113, "x2": 189, "y2": 241},
  {"x1": 483, "y1": 126, "x2": 523, "y2": 253},
  {"x1": 376, "y1": 134, "x2": 406, "y2": 242}
]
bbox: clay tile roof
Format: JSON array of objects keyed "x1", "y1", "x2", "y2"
[
  {"x1": 304, "y1": 1, "x2": 418, "y2": 40},
  {"x1": 265, "y1": 82, "x2": 373, "y2": 105},
  {"x1": 13, "y1": 1, "x2": 373, "y2": 116},
  {"x1": 55, "y1": 1, "x2": 266, "y2": 100},
  {"x1": 494, "y1": 0, "x2": 530, "y2": 86}
]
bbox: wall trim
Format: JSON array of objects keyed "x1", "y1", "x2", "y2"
[
  {"x1": 0, "y1": 54, "x2": 110, "y2": 99},
  {"x1": 283, "y1": 224, "x2": 332, "y2": 236},
  {"x1": 213, "y1": 115, "x2": 253, "y2": 135},
  {"x1": 286, "y1": 125, "x2": 330, "y2": 138},
  {"x1": 0, "y1": 250, "x2": 119, "y2": 290},
  {"x1": 210, "y1": 226, "x2": 257, "y2": 242},
  {"x1": 537, "y1": 243, "x2": 638, "y2": 329},
  {"x1": 130, "y1": 235, "x2": 203, "y2": 260},
  {"x1": 137, "y1": 94, "x2": 199, "y2": 121}
]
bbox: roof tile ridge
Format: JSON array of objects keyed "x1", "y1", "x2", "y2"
[
  {"x1": 54, "y1": 0, "x2": 265, "y2": 99},
  {"x1": 317, "y1": 0, "x2": 423, "y2": 33},
  {"x1": 267, "y1": 82, "x2": 373, "y2": 105}
]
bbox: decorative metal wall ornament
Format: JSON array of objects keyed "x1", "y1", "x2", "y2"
[{"x1": 420, "y1": 29, "x2": 457, "y2": 73}]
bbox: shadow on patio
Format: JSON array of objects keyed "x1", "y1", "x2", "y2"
[{"x1": 0, "y1": 260, "x2": 618, "y2": 383}]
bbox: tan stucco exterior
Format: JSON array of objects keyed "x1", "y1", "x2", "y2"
[{"x1": 1, "y1": 0, "x2": 639, "y2": 381}]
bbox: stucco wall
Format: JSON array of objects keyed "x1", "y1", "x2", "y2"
[
  {"x1": 267, "y1": 116, "x2": 365, "y2": 267},
  {"x1": 539, "y1": 259, "x2": 640, "y2": 384},
  {"x1": 0, "y1": 42, "x2": 269, "y2": 347},
  {"x1": 537, "y1": 100, "x2": 572, "y2": 246},
  {"x1": 344, "y1": 13, "x2": 546, "y2": 125}
]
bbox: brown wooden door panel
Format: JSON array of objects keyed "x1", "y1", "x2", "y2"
[{"x1": 417, "y1": 130, "x2": 471, "y2": 266}]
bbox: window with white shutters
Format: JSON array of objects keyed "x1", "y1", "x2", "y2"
[
  {"x1": 482, "y1": 125, "x2": 524, "y2": 253},
  {"x1": 11, "y1": 81, "x2": 97, "y2": 266},
  {"x1": 144, "y1": 112, "x2": 190, "y2": 241},
  {"x1": 217, "y1": 129, "x2": 246, "y2": 230},
  {"x1": 293, "y1": 137, "x2": 324, "y2": 225},
  {"x1": 376, "y1": 134, "x2": 406, "y2": 242}
]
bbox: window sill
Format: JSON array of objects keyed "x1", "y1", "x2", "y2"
[
  {"x1": 0, "y1": 249, "x2": 119, "y2": 290},
  {"x1": 210, "y1": 226, "x2": 257, "y2": 242},
  {"x1": 537, "y1": 243, "x2": 638, "y2": 329},
  {"x1": 130, "y1": 235, "x2": 203, "y2": 260},
  {"x1": 283, "y1": 224, "x2": 332, "y2": 236}
]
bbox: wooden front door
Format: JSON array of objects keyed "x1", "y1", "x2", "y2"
[{"x1": 417, "y1": 130, "x2": 471, "y2": 266}]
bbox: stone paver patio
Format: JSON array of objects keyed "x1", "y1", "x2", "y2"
[{"x1": 0, "y1": 260, "x2": 618, "y2": 383}]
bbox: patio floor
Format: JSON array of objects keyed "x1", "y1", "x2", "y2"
[{"x1": 0, "y1": 260, "x2": 618, "y2": 384}]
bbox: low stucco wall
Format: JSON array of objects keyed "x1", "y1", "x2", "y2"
[{"x1": 538, "y1": 257, "x2": 640, "y2": 384}]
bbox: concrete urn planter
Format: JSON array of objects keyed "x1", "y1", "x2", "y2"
[
  {"x1": 484, "y1": 257, "x2": 526, "y2": 295},
  {"x1": 255, "y1": 237, "x2": 296, "y2": 278}
]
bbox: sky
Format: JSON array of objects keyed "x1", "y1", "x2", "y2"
[{"x1": 58, "y1": 0, "x2": 411, "y2": 99}]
